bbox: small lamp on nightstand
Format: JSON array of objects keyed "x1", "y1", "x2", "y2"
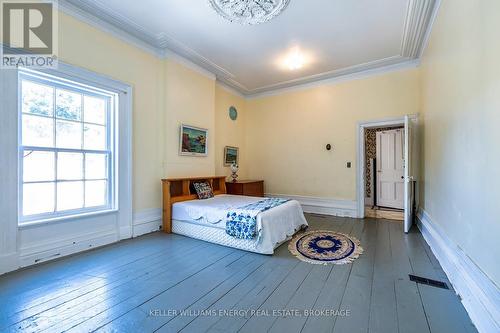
[{"x1": 230, "y1": 162, "x2": 239, "y2": 182}]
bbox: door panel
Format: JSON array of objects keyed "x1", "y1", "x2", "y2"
[
  {"x1": 376, "y1": 129, "x2": 404, "y2": 209},
  {"x1": 404, "y1": 115, "x2": 418, "y2": 233}
]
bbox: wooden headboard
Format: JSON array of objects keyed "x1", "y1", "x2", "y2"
[{"x1": 161, "y1": 176, "x2": 227, "y2": 233}]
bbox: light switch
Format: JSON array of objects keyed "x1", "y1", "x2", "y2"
[{"x1": 347, "y1": 162, "x2": 351, "y2": 168}]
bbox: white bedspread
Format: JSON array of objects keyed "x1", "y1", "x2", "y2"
[{"x1": 172, "y1": 194, "x2": 308, "y2": 254}]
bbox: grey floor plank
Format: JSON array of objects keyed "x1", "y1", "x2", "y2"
[
  {"x1": 154, "y1": 253, "x2": 268, "y2": 333},
  {"x1": 332, "y1": 219, "x2": 377, "y2": 333},
  {"x1": 54, "y1": 245, "x2": 235, "y2": 333},
  {"x1": 1, "y1": 239, "x2": 206, "y2": 330},
  {"x1": 6, "y1": 241, "x2": 216, "y2": 333},
  {"x1": 299, "y1": 218, "x2": 357, "y2": 333},
  {"x1": 0, "y1": 233, "x2": 178, "y2": 298},
  {"x1": 176, "y1": 244, "x2": 297, "y2": 333},
  {"x1": 89, "y1": 250, "x2": 254, "y2": 333},
  {"x1": 237, "y1": 261, "x2": 315, "y2": 332},
  {"x1": 267, "y1": 265, "x2": 332, "y2": 333},
  {"x1": 0, "y1": 234, "x2": 201, "y2": 326},
  {"x1": 368, "y1": 220, "x2": 398, "y2": 333},
  {"x1": 388, "y1": 222, "x2": 431, "y2": 333},
  {"x1": 0, "y1": 215, "x2": 477, "y2": 333},
  {"x1": 405, "y1": 229, "x2": 477, "y2": 333}
]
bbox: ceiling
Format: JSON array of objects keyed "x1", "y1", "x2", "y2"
[{"x1": 61, "y1": 0, "x2": 438, "y2": 97}]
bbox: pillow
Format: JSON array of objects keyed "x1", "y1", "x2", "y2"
[{"x1": 193, "y1": 182, "x2": 214, "y2": 199}]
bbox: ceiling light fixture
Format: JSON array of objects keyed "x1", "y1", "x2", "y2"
[
  {"x1": 285, "y1": 48, "x2": 305, "y2": 70},
  {"x1": 208, "y1": 0, "x2": 291, "y2": 25}
]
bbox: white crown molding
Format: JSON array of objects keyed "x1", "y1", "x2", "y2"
[
  {"x1": 59, "y1": 0, "x2": 440, "y2": 98},
  {"x1": 215, "y1": 81, "x2": 246, "y2": 99},
  {"x1": 246, "y1": 58, "x2": 420, "y2": 100},
  {"x1": 401, "y1": 0, "x2": 439, "y2": 58},
  {"x1": 58, "y1": 0, "x2": 164, "y2": 58},
  {"x1": 163, "y1": 49, "x2": 216, "y2": 81},
  {"x1": 417, "y1": 208, "x2": 500, "y2": 333},
  {"x1": 417, "y1": 0, "x2": 441, "y2": 58}
]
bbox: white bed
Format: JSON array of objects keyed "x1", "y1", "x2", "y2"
[{"x1": 171, "y1": 194, "x2": 308, "y2": 254}]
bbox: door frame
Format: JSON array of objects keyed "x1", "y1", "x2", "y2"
[{"x1": 356, "y1": 115, "x2": 418, "y2": 219}]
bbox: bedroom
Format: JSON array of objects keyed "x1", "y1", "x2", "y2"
[{"x1": 0, "y1": 0, "x2": 498, "y2": 332}]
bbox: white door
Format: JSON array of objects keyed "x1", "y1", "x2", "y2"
[
  {"x1": 404, "y1": 115, "x2": 417, "y2": 233},
  {"x1": 376, "y1": 129, "x2": 404, "y2": 209}
]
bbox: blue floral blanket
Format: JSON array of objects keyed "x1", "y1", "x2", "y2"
[{"x1": 226, "y1": 198, "x2": 289, "y2": 240}]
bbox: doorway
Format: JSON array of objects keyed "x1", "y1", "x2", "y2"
[
  {"x1": 356, "y1": 116, "x2": 418, "y2": 232},
  {"x1": 365, "y1": 126, "x2": 404, "y2": 220}
]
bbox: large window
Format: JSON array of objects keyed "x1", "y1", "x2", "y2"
[{"x1": 19, "y1": 70, "x2": 117, "y2": 223}]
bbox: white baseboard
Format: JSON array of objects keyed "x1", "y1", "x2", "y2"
[
  {"x1": 0, "y1": 252, "x2": 19, "y2": 275},
  {"x1": 417, "y1": 208, "x2": 500, "y2": 333},
  {"x1": 265, "y1": 193, "x2": 358, "y2": 218},
  {"x1": 132, "y1": 208, "x2": 162, "y2": 237},
  {"x1": 19, "y1": 230, "x2": 118, "y2": 268}
]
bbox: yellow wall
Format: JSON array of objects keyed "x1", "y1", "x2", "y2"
[
  {"x1": 420, "y1": 0, "x2": 500, "y2": 286},
  {"x1": 214, "y1": 85, "x2": 248, "y2": 179},
  {"x1": 59, "y1": 12, "x2": 163, "y2": 211},
  {"x1": 58, "y1": 12, "x2": 223, "y2": 211},
  {"x1": 246, "y1": 69, "x2": 420, "y2": 199},
  {"x1": 163, "y1": 60, "x2": 216, "y2": 178}
]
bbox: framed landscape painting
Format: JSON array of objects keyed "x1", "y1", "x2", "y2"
[
  {"x1": 224, "y1": 146, "x2": 239, "y2": 166},
  {"x1": 179, "y1": 124, "x2": 208, "y2": 156}
]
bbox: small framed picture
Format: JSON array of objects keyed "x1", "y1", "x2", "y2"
[
  {"x1": 224, "y1": 146, "x2": 239, "y2": 166},
  {"x1": 179, "y1": 124, "x2": 208, "y2": 156}
]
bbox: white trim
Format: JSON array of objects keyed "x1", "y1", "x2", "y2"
[
  {"x1": 418, "y1": 0, "x2": 442, "y2": 58},
  {"x1": 417, "y1": 208, "x2": 500, "y2": 333},
  {"x1": 0, "y1": 61, "x2": 133, "y2": 275},
  {"x1": 356, "y1": 116, "x2": 417, "y2": 218},
  {"x1": 58, "y1": 0, "x2": 437, "y2": 97},
  {"x1": 401, "y1": 0, "x2": 439, "y2": 58},
  {"x1": 0, "y1": 69, "x2": 20, "y2": 272},
  {"x1": 265, "y1": 193, "x2": 357, "y2": 218},
  {"x1": 245, "y1": 59, "x2": 420, "y2": 100},
  {"x1": 58, "y1": 0, "x2": 164, "y2": 58},
  {"x1": 215, "y1": 81, "x2": 246, "y2": 99},
  {"x1": 0, "y1": 253, "x2": 19, "y2": 275},
  {"x1": 133, "y1": 208, "x2": 162, "y2": 225},
  {"x1": 19, "y1": 229, "x2": 118, "y2": 268},
  {"x1": 164, "y1": 49, "x2": 217, "y2": 81},
  {"x1": 132, "y1": 208, "x2": 162, "y2": 237}
]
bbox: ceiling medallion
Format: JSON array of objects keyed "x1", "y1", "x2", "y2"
[{"x1": 208, "y1": 0, "x2": 291, "y2": 25}]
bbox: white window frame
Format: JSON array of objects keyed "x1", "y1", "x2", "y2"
[
  {"x1": 13, "y1": 63, "x2": 132, "y2": 230},
  {"x1": 19, "y1": 71, "x2": 116, "y2": 222}
]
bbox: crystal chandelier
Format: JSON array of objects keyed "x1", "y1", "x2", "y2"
[{"x1": 208, "y1": 0, "x2": 291, "y2": 25}]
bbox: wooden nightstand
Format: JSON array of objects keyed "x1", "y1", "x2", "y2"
[{"x1": 225, "y1": 180, "x2": 264, "y2": 197}]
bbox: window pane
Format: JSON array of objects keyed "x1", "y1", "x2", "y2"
[
  {"x1": 56, "y1": 120, "x2": 82, "y2": 149},
  {"x1": 57, "y1": 152, "x2": 83, "y2": 180},
  {"x1": 22, "y1": 80, "x2": 54, "y2": 116},
  {"x1": 23, "y1": 151, "x2": 55, "y2": 182},
  {"x1": 22, "y1": 114, "x2": 54, "y2": 147},
  {"x1": 56, "y1": 89, "x2": 82, "y2": 121},
  {"x1": 23, "y1": 183, "x2": 55, "y2": 215},
  {"x1": 57, "y1": 181, "x2": 84, "y2": 211},
  {"x1": 85, "y1": 180, "x2": 107, "y2": 208},
  {"x1": 84, "y1": 96, "x2": 106, "y2": 125},
  {"x1": 85, "y1": 153, "x2": 107, "y2": 179},
  {"x1": 84, "y1": 124, "x2": 106, "y2": 150}
]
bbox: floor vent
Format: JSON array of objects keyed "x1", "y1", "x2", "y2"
[{"x1": 409, "y1": 274, "x2": 449, "y2": 289}]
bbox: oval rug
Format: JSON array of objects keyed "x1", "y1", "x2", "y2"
[{"x1": 288, "y1": 230, "x2": 363, "y2": 265}]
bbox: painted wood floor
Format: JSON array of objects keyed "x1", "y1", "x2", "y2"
[{"x1": 0, "y1": 214, "x2": 477, "y2": 333}]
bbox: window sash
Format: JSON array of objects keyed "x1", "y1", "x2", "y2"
[{"x1": 19, "y1": 71, "x2": 117, "y2": 224}]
